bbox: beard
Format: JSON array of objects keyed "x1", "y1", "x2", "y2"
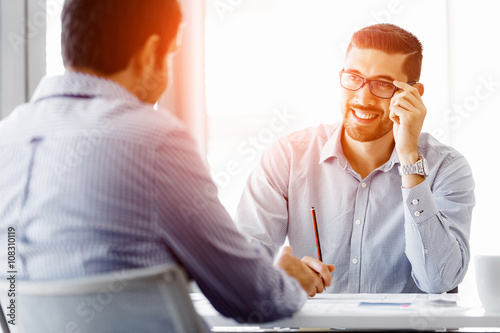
[{"x1": 343, "y1": 104, "x2": 393, "y2": 142}]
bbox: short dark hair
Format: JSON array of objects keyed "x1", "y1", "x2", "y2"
[
  {"x1": 346, "y1": 23, "x2": 423, "y2": 81},
  {"x1": 62, "y1": 0, "x2": 182, "y2": 74}
]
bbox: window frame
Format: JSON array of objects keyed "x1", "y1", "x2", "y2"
[
  {"x1": 0, "y1": 0, "x2": 46, "y2": 118},
  {"x1": 159, "y1": 0, "x2": 207, "y2": 155}
]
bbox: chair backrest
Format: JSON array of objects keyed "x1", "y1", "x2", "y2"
[{"x1": 0, "y1": 264, "x2": 207, "y2": 333}]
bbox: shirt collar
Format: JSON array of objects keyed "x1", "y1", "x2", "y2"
[
  {"x1": 383, "y1": 146, "x2": 400, "y2": 172},
  {"x1": 319, "y1": 123, "x2": 349, "y2": 169},
  {"x1": 319, "y1": 123, "x2": 400, "y2": 173},
  {"x1": 31, "y1": 71, "x2": 141, "y2": 105}
]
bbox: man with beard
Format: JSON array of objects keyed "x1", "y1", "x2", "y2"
[{"x1": 235, "y1": 23, "x2": 475, "y2": 294}]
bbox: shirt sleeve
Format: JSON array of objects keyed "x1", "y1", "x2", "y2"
[
  {"x1": 153, "y1": 127, "x2": 305, "y2": 323},
  {"x1": 234, "y1": 139, "x2": 291, "y2": 258},
  {"x1": 402, "y1": 154, "x2": 475, "y2": 293}
]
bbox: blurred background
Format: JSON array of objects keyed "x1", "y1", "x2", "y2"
[{"x1": 1, "y1": 0, "x2": 499, "y2": 301}]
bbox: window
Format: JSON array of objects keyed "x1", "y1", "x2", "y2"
[
  {"x1": 46, "y1": 0, "x2": 64, "y2": 76},
  {"x1": 205, "y1": 0, "x2": 451, "y2": 216}
]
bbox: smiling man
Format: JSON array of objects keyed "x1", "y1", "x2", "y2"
[{"x1": 236, "y1": 23, "x2": 475, "y2": 294}]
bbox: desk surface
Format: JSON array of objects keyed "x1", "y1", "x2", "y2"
[{"x1": 193, "y1": 293, "x2": 500, "y2": 331}]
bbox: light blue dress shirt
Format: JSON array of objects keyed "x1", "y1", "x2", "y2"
[
  {"x1": 236, "y1": 123, "x2": 475, "y2": 294},
  {"x1": 0, "y1": 72, "x2": 306, "y2": 323}
]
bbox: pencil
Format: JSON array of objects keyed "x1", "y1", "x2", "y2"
[{"x1": 311, "y1": 207, "x2": 323, "y2": 261}]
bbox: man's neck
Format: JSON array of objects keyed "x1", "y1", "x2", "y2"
[
  {"x1": 69, "y1": 67, "x2": 133, "y2": 92},
  {"x1": 68, "y1": 66, "x2": 155, "y2": 104},
  {"x1": 341, "y1": 129, "x2": 395, "y2": 179}
]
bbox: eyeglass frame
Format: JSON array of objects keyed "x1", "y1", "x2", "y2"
[{"x1": 339, "y1": 70, "x2": 417, "y2": 99}]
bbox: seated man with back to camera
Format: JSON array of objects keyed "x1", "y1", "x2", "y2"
[
  {"x1": 236, "y1": 23, "x2": 475, "y2": 294},
  {"x1": 0, "y1": 0, "x2": 336, "y2": 330}
]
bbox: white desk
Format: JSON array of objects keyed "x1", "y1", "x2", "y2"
[{"x1": 193, "y1": 293, "x2": 500, "y2": 331}]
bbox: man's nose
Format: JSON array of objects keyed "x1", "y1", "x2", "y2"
[{"x1": 354, "y1": 83, "x2": 377, "y2": 105}]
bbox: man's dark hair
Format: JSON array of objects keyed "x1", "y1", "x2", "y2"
[
  {"x1": 346, "y1": 23, "x2": 423, "y2": 81},
  {"x1": 62, "y1": 0, "x2": 182, "y2": 74}
]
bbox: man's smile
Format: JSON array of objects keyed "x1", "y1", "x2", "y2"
[{"x1": 351, "y1": 108, "x2": 381, "y2": 123}]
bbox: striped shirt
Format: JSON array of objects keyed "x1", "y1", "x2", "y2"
[
  {"x1": 236, "y1": 123, "x2": 475, "y2": 293},
  {"x1": 0, "y1": 72, "x2": 306, "y2": 323}
]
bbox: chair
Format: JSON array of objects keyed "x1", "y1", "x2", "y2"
[{"x1": 0, "y1": 264, "x2": 207, "y2": 333}]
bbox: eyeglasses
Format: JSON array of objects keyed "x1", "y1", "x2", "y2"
[{"x1": 339, "y1": 70, "x2": 416, "y2": 99}]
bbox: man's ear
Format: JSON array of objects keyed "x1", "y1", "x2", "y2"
[
  {"x1": 132, "y1": 34, "x2": 161, "y2": 76},
  {"x1": 414, "y1": 82, "x2": 424, "y2": 97}
]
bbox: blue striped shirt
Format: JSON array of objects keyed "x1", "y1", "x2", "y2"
[
  {"x1": 235, "y1": 123, "x2": 475, "y2": 294},
  {"x1": 0, "y1": 72, "x2": 306, "y2": 322}
]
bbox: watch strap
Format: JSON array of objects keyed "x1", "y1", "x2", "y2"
[{"x1": 398, "y1": 156, "x2": 427, "y2": 177}]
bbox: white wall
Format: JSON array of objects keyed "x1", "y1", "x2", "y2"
[
  {"x1": 447, "y1": 0, "x2": 500, "y2": 256},
  {"x1": 445, "y1": 0, "x2": 500, "y2": 303}
]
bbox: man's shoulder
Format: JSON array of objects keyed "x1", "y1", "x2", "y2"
[
  {"x1": 0, "y1": 96, "x2": 188, "y2": 151},
  {"x1": 419, "y1": 132, "x2": 466, "y2": 164},
  {"x1": 268, "y1": 123, "x2": 341, "y2": 161},
  {"x1": 118, "y1": 103, "x2": 185, "y2": 136}
]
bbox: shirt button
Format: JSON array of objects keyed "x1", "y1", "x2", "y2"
[
  {"x1": 352, "y1": 258, "x2": 359, "y2": 264},
  {"x1": 355, "y1": 219, "x2": 362, "y2": 225},
  {"x1": 412, "y1": 199, "x2": 419, "y2": 205},
  {"x1": 361, "y1": 182, "x2": 367, "y2": 188},
  {"x1": 424, "y1": 249, "x2": 429, "y2": 254},
  {"x1": 414, "y1": 211, "x2": 421, "y2": 217}
]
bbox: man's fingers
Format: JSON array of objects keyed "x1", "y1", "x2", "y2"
[
  {"x1": 392, "y1": 93, "x2": 425, "y2": 113},
  {"x1": 301, "y1": 256, "x2": 334, "y2": 287},
  {"x1": 391, "y1": 97, "x2": 414, "y2": 113},
  {"x1": 391, "y1": 105, "x2": 423, "y2": 127},
  {"x1": 392, "y1": 81, "x2": 425, "y2": 110},
  {"x1": 393, "y1": 80, "x2": 420, "y2": 98},
  {"x1": 311, "y1": 273, "x2": 325, "y2": 296},
  {"x1": 275, "y1": 249, "x2": 331, "y2": 296},
  {"x1": 397, "y1": 81, "x2": 424, "y2": 99},
  {"x1": 280, "y1": 245, "x2": 293, "y2": 256},
  {"x1": 393, "y1": 80, "x2": 412, "y2": 88},
  {"x1": 389, "y1": 106, "x2": 401, "y2": 125},
  {"x1": 301, "y1": 265, "x2": 323, "y2": 297}
]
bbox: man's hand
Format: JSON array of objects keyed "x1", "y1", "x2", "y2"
[
  {"x1": 274, "y1": 246, "x2": 335, "y2": 297},
  {"x1": 389, "y1": 81, "x2": 426, "y2": 165},
  {"x1": 301, "y1": 256, "x2": 336, "y2": 290}
]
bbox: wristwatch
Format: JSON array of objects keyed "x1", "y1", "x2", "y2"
[{"x1": 398, "y1": 156, "x2": 429, "y2": 177}]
